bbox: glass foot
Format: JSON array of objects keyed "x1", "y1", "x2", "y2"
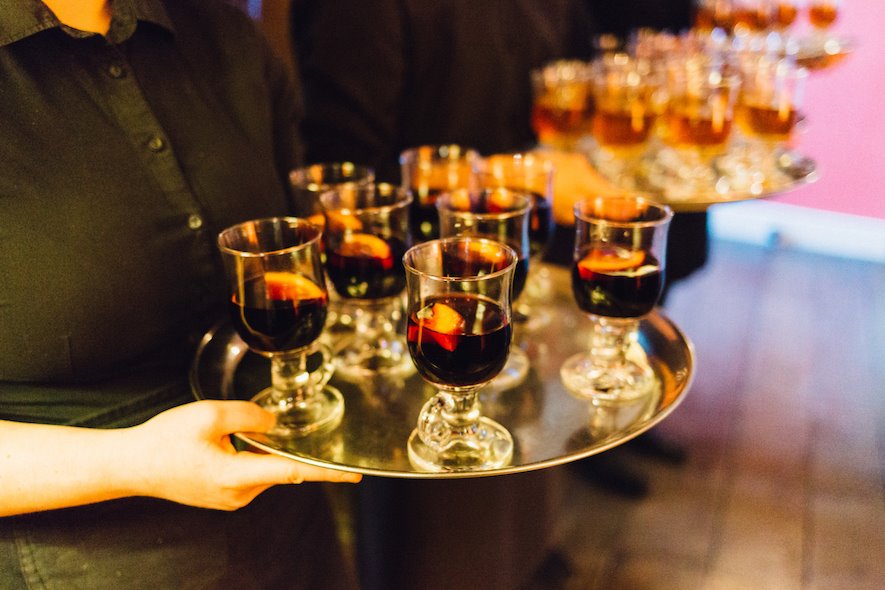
[
  {"x1": 252, "y1": 384, "x2": 344, "y2": 438},
  {"x1": 560, "y1": 351, "x2": 656, "y2": 406},
  {"x1": 484, "y1": 346, "x2": 530, "y2": 393},
  {"x1": 407, "y1": 417, "x2": 513, "y2": 472},
  {"x1": 332, "y1": 334, "x2": 416, "y2": 382}
]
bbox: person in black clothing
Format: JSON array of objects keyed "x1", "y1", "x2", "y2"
[{"x1": 0, "y1": 1, "x2": 360, "y2": 588}]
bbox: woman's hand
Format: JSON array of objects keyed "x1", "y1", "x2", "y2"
[
  {"x1": 123, "y1": 400, "x2": 361, "y2": 511},
  {"x1": 0, "y1": 400, "x2": 360, "y2": 517}
]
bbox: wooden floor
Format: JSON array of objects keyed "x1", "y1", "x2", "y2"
[{"x1": 530, "y1": 238, "x2": 885, "y2": 590}]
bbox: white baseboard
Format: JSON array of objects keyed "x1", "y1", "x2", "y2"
[{"x1": 709, "y1": 201, "x2": 885, "y2": 263}]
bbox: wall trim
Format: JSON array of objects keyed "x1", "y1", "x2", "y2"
[{"x1": 709, "y1": 201, "x2": 885, "y2": 263}]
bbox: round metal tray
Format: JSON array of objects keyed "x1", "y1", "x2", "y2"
[
  {"x1": 190, "y1": 265, "x2": 694, "y2": 479},
  {"x1": 588, "y1": 146, "x2": 819, "y2": 213}
]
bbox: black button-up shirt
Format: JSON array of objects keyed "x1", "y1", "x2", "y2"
[{"x1": 0, "y1": 0, "x2": 303, "y2": 426}]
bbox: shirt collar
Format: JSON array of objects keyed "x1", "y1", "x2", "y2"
[{"x1": 0, "y1": 0, "x2": 174, "y2": 47}]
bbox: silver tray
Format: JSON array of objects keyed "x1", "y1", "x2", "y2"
[
  {"x1": 588, "y1": 146, "x2": 819, "y2": 213},
  {"x1": 795, "y1": 35, "x2": 856, "y2": 72},
  {"x1": 190, "y1": 265, "x2": 694, "y2": 479}
]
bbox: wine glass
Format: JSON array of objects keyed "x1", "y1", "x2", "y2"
[
  {"x1": 560, "y1": 196, "x2": 672, "y2": 405},
  {"x1": 217, "y1": 217, "x2": 343, "y2": 436},
  {"x1": 530, "y1": 60, "x2": 595, "y2": 151},
  {"x1": 589, "y1": 53, "x2": 665, "y2": 188},
  {"x1": 734, "y1": 56, "x2": 808, "y2": 182},
  {"x1": 403, "y1": 237, "x2": 519, "y2": 471},
  {"x1": 807, "y1": 0, "x2": 840, "y2": 33},
  {"x1": 399, "y1": 144, "x2": 480, "y2": 242},
  {"x1": 319, "y1": 183, "x2": 415, "y2": 381},
  {"x1": 289, "y1": 162, "x2": 376, "y2": 340},
  {"x1": 477, "y1": 152, "x2": 556, "y2": 329},
  {"x1": 658, "y1": 56, "x2": 742, "y2": 195},
  {"x1": 436, "y1": 188, "x2": 532, "y2": 393}
]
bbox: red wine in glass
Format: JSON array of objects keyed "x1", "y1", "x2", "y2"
[
  {"x1": 409, "y1": 188, "x2": 445, "y2": 242},
  {"x1": 325, "y1": 234, "x2": 408, "y2": 299},
  {"x1": 571, "y1": 246, "x2": 662, "y2": 318},
  {"x1": 229, "y1": 272, "x2": 328, "y2": 354},
  {"x1": 527, "y1": 190, "x2": 554, "y2": 258},
  {"x1": 407, "y1": 294, "x2": 511, "y2": 387}
]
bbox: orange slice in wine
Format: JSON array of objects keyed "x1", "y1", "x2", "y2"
[
  {"x1": 265, "y1": 272, "x2": 325, "y2": 301},
  {"x1": 449, "y1": 189, "x2": 473, "y2": 211},
  {"x1": 425, "y1": 302, "x2": 466, "y2": 351},
  {"x1": 306, "y1": 213, "x2": 326, "y2": 229},
  {"x1": 325, "y1": 210, "x2": 363, "y2": 232},
  {"x1": 577, "y1": 248, "x2": 645, "y2": 279},
  {"x1": 486, "y1": 187, "x2": 516, "y2": 212},
  {"x1": 338, "y1": 233, "x2": 392, "y2": 261},
  {"x1": 467, "y1": 240, "x2": 507, "y2": 262}
]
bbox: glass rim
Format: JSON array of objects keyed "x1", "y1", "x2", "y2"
[
  {"x1": 436, "y1": 190, "x2": 532, "y2": 220},
  {"x1": 398, "y1": 144, "x2": 481, "y2": 164},
  {"x1": 318, "y1": 184, "x2": 413, "y2": 215},
  {"x1": 288, "y1": 161, "x2": 375, "y2": 183},
  {"x1": 573, "y1": 195, "x2": 673, "y2": 228},
  {"x1": 402, "y1": 237, "x2": 519, "y2": 283},
  {"x1": 217, "y1": 216, "x2": 322, "y2": 258}
]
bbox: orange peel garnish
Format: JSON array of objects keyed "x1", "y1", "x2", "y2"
[
  {"x1": 486, "y1": 188, "x2": 516, "y2": 212},
  {"x1": 324, "y1": 210, "x2": 363, "y2": 232},
  {"x1": 338, "y1": 233, "x2": 392, "y2": 260},
  {"x1": 265, "y1": 272, "x2": 325, "y2": 301},
  {"x1": 577, "y1": 248, "x2": 645, "y2": 278}
]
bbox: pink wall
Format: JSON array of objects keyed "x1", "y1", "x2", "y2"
[{"x1": 773, "y1": 0, "x2": 885, "y2": 219}]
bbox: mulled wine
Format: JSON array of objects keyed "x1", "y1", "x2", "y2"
[
  {"x1": 229, "y1": 272, "x2": 328, "y2": 354},
  {"x1": 325, "y1": 233, "x2": 408, "y2": 299},
  {"x1": 407, "y1": 294, "x2": 511, "y2": 387},
  {"x1": 571, "y1": 246, "x2": 662, "y2": 318}
]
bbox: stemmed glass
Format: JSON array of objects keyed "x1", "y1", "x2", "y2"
[
  {"x1": 289, "y1": 163, "x2": 376, "y2": 340},
  {"x1": 218, "y1": 217, "x2": 343, "y2": 436},
  {"x1": 530, "y1": 60, "x2": 595, "y2": 151},
  {"x1": 589, "y1": 53, "x2": 665, "y2": 188},
  {"x1": 319, "y1": 183, "x2": 415, "y2": 381},
  {"x1": 658, "y1": 57, "x2": 742, "y2": 195},
  {"x1": 734, "y1": 56, "x2": 808, "y2": 183},
  {"x1": 560, "y1": 196, "x2": 672, "y2": 405},
  {"x1": 403, "y1": 237, "x2": 519, "y2": 471},
  {"x1": 807, "y1": 0, "x2": 840, "y2": 35},
  {"x1": 477, "y1": 152, "x2": 556, "y2": 329},
  {"x1": 399, "y1": 144, "x2": 480, "y2": 242},
  {"x1": 436, "y1": 188, "x2": 532, "y2": 392}
]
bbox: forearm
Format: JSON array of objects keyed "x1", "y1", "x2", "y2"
[{"x1": 0, "y1": 420, "x2": 141, "y2": 516}]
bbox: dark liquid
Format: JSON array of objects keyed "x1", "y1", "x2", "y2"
[
  {"x1": 528, "y1": 191, "x2": 554, "y2": 257},
  {"x1": 326, "y1": 236, "x2": 408, "y2": 299},
  {"x1": 571, "y1": 248, "x2": 662, "y2": 318},
  {"x1": 444, "y1": 250, "x2": 528, "y2": 301},
  {"x1": 229, "y1": 277, "x2": 327, "y2": 353},
  {"x1": 407, "y1": 294, "x2": 511, "y2": 387},
  {"x1": 410, "y1": 188, "x2": 445, "y2": 241}
]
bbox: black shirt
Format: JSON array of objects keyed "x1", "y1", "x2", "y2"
[
  {"x1": 292, "y1": 0, "x2": 595, "y2": 182},
  {"x1": 0, "y1": 0, "x2": 302, "y2": 426}
]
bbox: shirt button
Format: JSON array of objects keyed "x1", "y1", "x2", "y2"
[
  {"x1": 108, "y1": 64, "x2": 126, "y2": 78},
  {"x1": 148, "y1": 136, "x2": 166, "y2": 152},
  {"x1": 187, "y1": 214, "x2": 204, "y2": 230}
]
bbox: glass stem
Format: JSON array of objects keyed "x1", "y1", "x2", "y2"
[
  {"x1": 270, "y1": 352, "x2": 311, "y2": 405},
  {"x1": 440, "y1": 391, "x2": 481, "y2": 428},
  {"x1": 353, "y1": 296, "x2": 400, "y2": 340},
  {"x1": 589, "y1": 316, "x2": 639, "y2": 368}
]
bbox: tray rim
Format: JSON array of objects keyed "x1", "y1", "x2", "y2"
[{"x1": 190, "y1": 310, "x2": 695, "y2": 479}]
